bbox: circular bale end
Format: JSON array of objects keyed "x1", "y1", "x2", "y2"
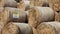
[
  {"x1": 37, "y1": 23, "x2": 56, "y2": 34},
  {"x1": 2, "y1": 23, "x2": 20, "y2": 34},
  {"x1": 28, "y1": 7, "x2": 41, "y2": 28}
]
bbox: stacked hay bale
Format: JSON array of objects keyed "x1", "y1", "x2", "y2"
[
  {"x1": 17, "y1": 1, "x2": 30, "y2": 11},
  {"x1": 29, "y1": 6, "x2": 54, "y2": 28},
  {"x1": 13, "y1": 23, "x2": 33, "y2": 34},
  {"x1": 2, "y1": 7, "x2": 27, "y2": 23},
  {"x1": 2, "y1": 23, "x2": 20, "y2": 34},
  {"x1": 37, "y1": 22, "x2": 60, "y2": 34},
  {"x1": 28, "y1": 6, "x2": 55, "y2": 34},
  {"x1": 4, "y1": 0, "x2": 17, "y2": 7},
  {"x1": 0, "y1": 0, "x2": 4, "y2": 7}
]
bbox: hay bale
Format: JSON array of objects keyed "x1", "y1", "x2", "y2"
[
  {"x1": 55, "y1": 11, "x2": 60, "y2": 22},
  {"x1": 2, "y1": 23, "x2": 20, "y2": 34},
  {"x1": 2, "y1": 7, "x2": 27, "y2": 23},
  {"x1": 4, "y1": 0, "x2": 17, "y2": 7},
  {"x1": 37, "y1": 22, "x2": 60, "y2": 34},
  {"x1": 0, "y1": 0, "x2": 4, "y2": 7},
  {"x1": 29, "y1": 7, "x2": 54, "y2": 28},
  {"x1": 17, "y1": 1, "x2": 30, "y2": 11},
  {"x1": 13, "y1": 23, "x2": 33, "y2": 34}
]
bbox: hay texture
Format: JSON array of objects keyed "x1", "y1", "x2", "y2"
[
  {"x1": 55, "y1": 11, "x2": 60, "y2": 22},
  {"x1": 37, "y1": 22, "x2": 60, "y2": 34},
  {"x1": 29, "y1": 7, "x2": 54, "y2": 28},
  {"x1": 48, "y1": 0, "x2": 60, "y2": 11},
  {"x1": 32, "y1": 27, "x2": 37, "y2": 34},
  {"x1": 0, "y1": 21, "x2": 6, "y2": 34},
  {"x1": 2, "y1": 23, "x2": 20, "y2": 34},
  {"x1": 17, "y1": 1, "x2": 30, "y2": 11}
]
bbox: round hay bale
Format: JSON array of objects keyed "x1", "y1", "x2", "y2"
[
  {"x1": 13, "y1": 23, "x2": 33, "y2": 34},
  {"x1": 2, "y1": 23, "x2": 20, "y2": 34},
  {"x1": 4, "y1": 0, "x2": 17, "y2": 7},
  {"x1": 0, "y1": 0, "x2": 4, "y2": 7},
  {"x1": 2, "y1": 7, "x2": 27, "y2": 23},
  {"x1": 28, "y1": 7, "x2": 54, "y2": 28},
  {"x1": 37, "y1": 22, "x2": 60, "y2": 34},
  {"x1": 17, "y1": 1, "x2": 30, "y2": 11}
]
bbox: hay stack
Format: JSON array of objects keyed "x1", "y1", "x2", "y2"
[
  {"x1": 37, "y1": 22, "x2": 60, "y2": 34},
  {"x1": 17, "y1": 1, "x2": 30, "y2": 11},
  {"x1": 2, "y1": 7, "x2": 27, "y2": 23},
  {"x1": 13, "y1": 23, "x2": 33, "y2": 34},
  {"x1": 29, "y1": 7, "x2": 54, "y2": 28},
  {"x1": 0, "y1": 0, "x2": 4, "y2": 7},
  {"x1": 48, "y1": 0, "x2": 60, "y2": 11},
  {"x1": 2, "y1": 23, "x2": 20, "y2": 34},
  {"x1": 4, "y1": 0, "x2": 17, "y2": 7}
]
